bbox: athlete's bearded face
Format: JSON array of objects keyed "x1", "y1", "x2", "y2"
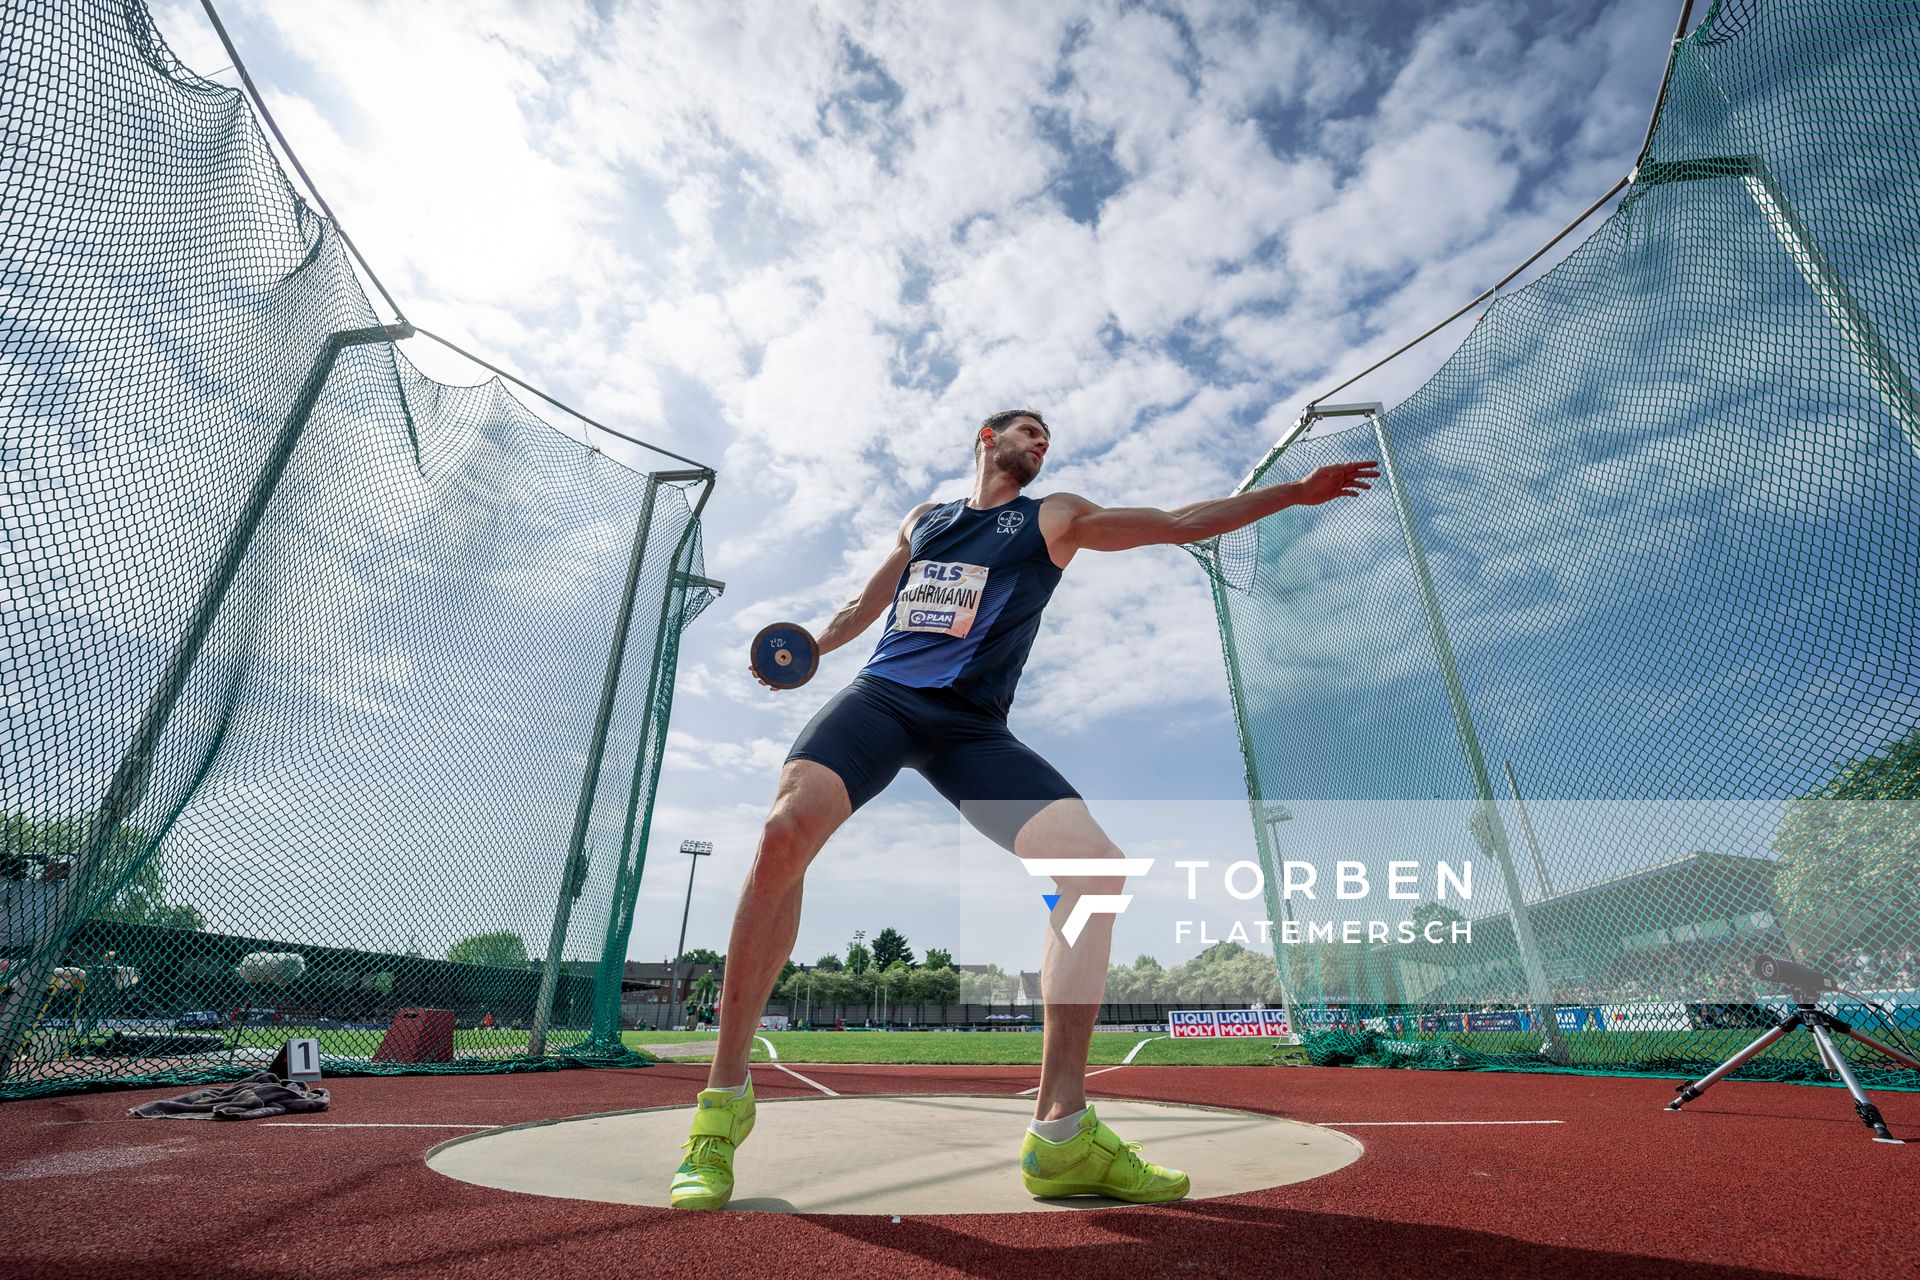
[{"x1": 984, "y1": 416, "x2": 1049, "y2": 487}]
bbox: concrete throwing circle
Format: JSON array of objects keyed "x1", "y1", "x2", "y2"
[{"x1": 426, "y1": 1094, "x2": 1361, "y2": 1215}]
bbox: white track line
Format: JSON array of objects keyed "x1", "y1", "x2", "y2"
[
  {"x1": 260, "y1": 1122, "x2": 494, "y2": 1129},
  {"x1": 769, "y1": 1063, "x2": 838, "y2": 1097},
  {"x1": 1123, "y1": 1036, "x2": 1165, "y2": 1064},
  {"x1": 755, "y1": 1035, "x2": 779, "y2": 1061},
  {"x1": 1015, "y1": 1064, "x2": 1127, "y2": 1097},
  {"x1": 1312, "y1": 1119, "x2": 1565, "y2": 1127}
]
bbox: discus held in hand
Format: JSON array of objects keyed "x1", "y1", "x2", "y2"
[{"x1": 750, "y1": 622, "x2": 819, "y2": 690}]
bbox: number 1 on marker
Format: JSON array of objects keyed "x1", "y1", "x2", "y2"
[{"x1": 286, "y1": 1037, "x2": 321, "y2": 1081}]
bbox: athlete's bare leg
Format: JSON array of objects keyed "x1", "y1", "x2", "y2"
[
  {"x1": 706, "y1": 759, "x2": 851, "y2": 1089},
  {"x1": 1014, "y1": 798, "x2": 1129, "y2": 1122}
]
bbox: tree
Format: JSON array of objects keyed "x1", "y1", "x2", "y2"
[
  {"x1": 872, "y1": 927, "x2": 914, "y2": 969},
  {"x1": 446, "y1": 931, "x2": 529, "y2": 969},
  {"x1": 778, "y1": 958, "x2": 798, "y2": 985},
  {"x1": 780, "y1": 965, "x2": 853, "y2": 1004},
  {"x1": 676, "y1": 947, "x2": 722, "y2": 965},
  {"x1": 957, "y1": 964, "x2": 1016, "y2": 1002},
  {"x1": 691, "y1": 971, "x2": 717, "y2": 1008},
  {"x1": 845, "y1": 941, "x2": 872, "y2": 975},
  {"x1": 923, "y1": 947, "x2": 953, "y2": 970},
  {"x1": 813, "y1": 953, "x2": 844, "y2": 972},
  {"x1": 2, "y1": 813, "x2": 207, "y2": 931},
  {"x1": 1163, "y1": 942, "x2": 1280, "y2": 1003},
  {"x1": 906, "y1": 964, "x2": 959, "y2": 1003},
  {"x1": 1105, "y1": 954, "x2": 1166, "y2": 1002},
  {"x1": 1773, "y1": 728, "x2": 1920, "y2": 948}
]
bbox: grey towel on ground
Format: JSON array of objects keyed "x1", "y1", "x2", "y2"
[{"x1": 128, "y1": 1071, "x2": 330, "y2": 1121}]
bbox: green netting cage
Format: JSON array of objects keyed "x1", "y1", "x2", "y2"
[
  {"x1": 1204, "y1": 0, "x2": 1919, "y2": 1084},
  {"x1": 1, "y1": 0, "x2": 719, "y2": 1099}
]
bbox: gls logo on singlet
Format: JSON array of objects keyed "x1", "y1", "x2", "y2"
[{"x1": 895, "y1": 559, "x2": 988, "y2": 636}]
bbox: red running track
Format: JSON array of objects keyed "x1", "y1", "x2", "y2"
[{"x1": 1, "y1": 1063, "x2": 1913, "y2": 1279}]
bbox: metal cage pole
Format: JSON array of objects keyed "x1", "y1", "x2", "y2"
[
  {"x1": 588, "y1": 566, "x2": 724, "y2": 1038},
  {"x1": 1206, "y1": 407, "x2": 1327, "y2": 1031},
  {"x1": 1260, "y1": 803, "x2": 1301, "y2": 1041},
  {"x1": 1366, "y1": 405, "x2": 1571, "y2": 1064},
  {"x1": 588, "y1": 478, "x2": 721, "y2": 1042},
  {"x1": 528, "y1": 475, "x2": 667, "y2": 1056},
  {"x1": 1206, "y1": 571, "x2": 1294, "y2": 1013},
  {"x1": 1503, "y1": 760, "x2": 1556, "y2": 899}
]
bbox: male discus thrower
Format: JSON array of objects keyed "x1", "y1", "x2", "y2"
[{"x1": 749, "y1": 622, "x2": 819, "y2": 690}]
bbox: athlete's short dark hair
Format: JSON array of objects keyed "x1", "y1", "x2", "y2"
[{"x1": 976, "y1": 409, "x2": 1048, "y2": 458}]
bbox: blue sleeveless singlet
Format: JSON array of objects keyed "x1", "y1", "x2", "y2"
[{"x1": 858, "y1": 494, "x2": 1062, "y2": 718}]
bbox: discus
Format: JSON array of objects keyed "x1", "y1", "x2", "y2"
[{"x1": 750, "y1": 622, "x2": 819, "y2": 690}]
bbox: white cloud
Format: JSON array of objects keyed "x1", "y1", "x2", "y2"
[
  {"x1": 116, "y1": 0, "x2": 1695, "y2": 967},
  {"x1": 663, "y1": 730, "x2": 790, "y2": 778}
]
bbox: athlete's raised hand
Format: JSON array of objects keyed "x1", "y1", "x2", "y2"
[{"x1": 1292, "y1": 460, "x2": 1380, "y2": 505}]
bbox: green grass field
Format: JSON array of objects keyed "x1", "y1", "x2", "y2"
[
  {"x1": 108, "y1": 1022, "x2": 1885, "y2": 1078},
  {"x1": 620, "y1": 1029, "x2": 1307, "y2": 1067}
]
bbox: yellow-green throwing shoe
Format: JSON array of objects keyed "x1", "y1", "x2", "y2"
[
  {"x1": 668, "y1": 1080, "x2": 756, "y2": 1209},
  {"x1": 1019, "y1": 1105, "x2": 1190, "y2": 1204}
]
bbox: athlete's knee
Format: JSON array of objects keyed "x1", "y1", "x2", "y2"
[
  {"x1": 1045, "y1": 841, "x2": 1129, "y2": 898},
  {"x1": 753, "y1": 811, "x2": 816, "y2": 882}
]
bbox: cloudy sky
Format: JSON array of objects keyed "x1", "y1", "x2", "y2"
[{"x1": 147, "y1": 0, "x2": 1684, "y2": 972}]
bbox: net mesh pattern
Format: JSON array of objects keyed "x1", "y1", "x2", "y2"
[
  {"x1": 1, "y1": 0, "x2": 716, "y2": 1099},
  {"x1": 1204, "y1": 0, "x2": 1920, "y2": 1083}
]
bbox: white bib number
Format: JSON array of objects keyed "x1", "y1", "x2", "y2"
[{"x1": 894, "y1": 560, "x2": 989, "y2": 637}]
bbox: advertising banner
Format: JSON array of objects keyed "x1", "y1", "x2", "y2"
[
  {"x1": 1601, "y1": 1002, "x2": 1692, "y2": 1032},
  {"x1": 1463, "y1": 1010, "x2": 1532, "y2": 1032},
  {"x1": 1168, "y1": 1009, "x2": 1293, "y2": 1039},
  {"x1": 1555, "y1": 1006, "x2": 1605, "y2": 1031},
  {"x1": 1168, "y1": 1010, "x2": 1217, "y2": 1039}
]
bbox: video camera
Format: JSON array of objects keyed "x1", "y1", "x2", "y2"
[{"x1": 1750, "y1": 954, "x2": 1838, "y2": 997}]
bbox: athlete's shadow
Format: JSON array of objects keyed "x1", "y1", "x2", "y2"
[
  {"x1": 808, "y1": 1198, "x2": 1806, "y2": 1279},
  {"x1": 727, "y1": 1197, "x2": 801, "y2": 1212}
]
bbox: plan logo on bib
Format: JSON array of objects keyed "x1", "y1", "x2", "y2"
[
  {"x1": 895, "y1": 560, "x2": 988, "y2": 636},
  {"x1": 995, "y1": 509, "x2": 1025, "y2": 535}
]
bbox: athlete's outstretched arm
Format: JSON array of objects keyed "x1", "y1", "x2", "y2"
[
  {"x1": 811, "y1": 502, "x2": 938, "y2": 655},
  {"x1": 1045, "y1": 461, "x2": 1380, "y2": 555}
]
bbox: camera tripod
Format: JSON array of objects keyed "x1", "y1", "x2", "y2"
[{"x1": 1666, "y1": 993, "x2": 1920, "y2": 1143}]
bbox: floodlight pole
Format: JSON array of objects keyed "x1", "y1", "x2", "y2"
[
  {"x1": 1357, "y1": 403, "x2": 1571, "y2": 1064},
  {"x1": 667, "y1": 839, "x2": 713, "y2": 1026},
  {"x1": 854, "y1": 930, "x2": 867, "y2": 1023},
  {"x1": 1633, "y1": 155, "x2": 1920, "y2": 460}
]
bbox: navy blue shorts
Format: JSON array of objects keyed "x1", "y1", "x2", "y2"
[{"x1": 787, "y1": 674, "x2": 1080, "y2": 850}]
